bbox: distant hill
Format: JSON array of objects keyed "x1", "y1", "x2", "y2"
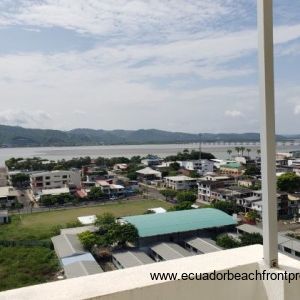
[{"x1": 0, "y1": 124, "x2": 292, "y2": 147}]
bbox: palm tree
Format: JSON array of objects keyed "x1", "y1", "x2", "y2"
[
  {"x1": 240, "y1": 146, "x2": 245, "y2": 156},
  {"x1": 246, "y1": 148, "x2": 251, "y2": 157},
  {"x1": 235, "y1": 147, "x2": 241, "y2": 156},
  {"x1": 227, "y1": 149, "x2": 232, "y2": 159},
  {"x1": 257, "y1": 149, "x2": 261, "y2": 157}
]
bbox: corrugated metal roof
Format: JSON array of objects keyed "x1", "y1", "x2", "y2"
[
  {"x1": 61, "y1": 253, "x2": 96, "y2": 266},
  {"x1": 112, "y1": 250, "x2": 154, "y2": 268},
  {"x1": 64, "y1": 260, "x2": 103, "y2": 279},
  {"x1": 150, "y1": 242, "x2": 193, "y2": 260},
  {"x1": 185, "y1": 237, "x2": 221, "y2": 253},
  {"x1": 122, "y1": 208, "x2": 236, "y2": 238},
  {"x1": 51, "y1": 234, "x2": 85, "y2": 258}
]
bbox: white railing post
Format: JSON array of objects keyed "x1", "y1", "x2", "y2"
[{"x1": 257, "y1": 0, "x2": 278, "y2": 267}]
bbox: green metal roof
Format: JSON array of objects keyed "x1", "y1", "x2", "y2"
[
  {"x1": 222, "y1": 162, "x2": 241, "y2": 169},
  {"x1": 122, "y1": 208, "x2": 236, "y2": 238}
]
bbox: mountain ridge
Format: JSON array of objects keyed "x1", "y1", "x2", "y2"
[{"x1": 0, "y1": 124, "x2": 296, "y2": 147}]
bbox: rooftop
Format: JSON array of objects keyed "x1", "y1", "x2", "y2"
[
  {"x1": 113, "y1": 250, "x2": 154, "y2": 268},
  {"x1": 164, "y1": 175, "x2": 196, "y2": 181},
  {"x1": 122, "y1": 208, "x2": 236, "y2": 238},
  {"x1": 40, "y1": 187, "x2": 70, "y2": 196},
  {"x1": 136, "y1": 167, "x2": 161, "y2": 176},
  {"x1": 184, "y1": 237, "x2": 221, "y2": 253},
  {"x1": 150, "y1": 242, "x2": 193, "y2": 260},
  {"x1": 51, "y1": 234, "x2": 85, "y2": 258},
  {"x1": 64, "y1": 260, "x2": 103, "y2": 279}
]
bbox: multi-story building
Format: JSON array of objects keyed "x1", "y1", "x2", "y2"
[
  {"x1": 197, "y1": 180, "x2": 225, "y2": 202},
  {"x1": 178, "y1": 160, "x2": 214, "y2": 175},
  {"x1": 30, "y1": 170, "x2": 81, "y2": 193},
  {"x1": 164, "y1": 175, "x2": 197, "y2": 190}
]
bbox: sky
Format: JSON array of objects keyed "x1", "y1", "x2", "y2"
[{"x1": 0, "y1": 0, "x2": 299, "y2": 134}]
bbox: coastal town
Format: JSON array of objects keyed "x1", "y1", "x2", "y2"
[{"x1": 1, "y1": 147, "x2": 300, "y2": 290}]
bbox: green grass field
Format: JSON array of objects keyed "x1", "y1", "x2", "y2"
[{"x1": 0, "y1": 199, "x2": 172, "y2": 240}]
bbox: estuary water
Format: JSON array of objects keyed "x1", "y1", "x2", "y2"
[{"x1": 0, "y1": 142, "x2": 299, "y2": 166}]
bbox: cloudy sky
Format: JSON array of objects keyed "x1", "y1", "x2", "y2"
[{"x1": 0, "y1": 0, "x2": 299, "y2": 134}]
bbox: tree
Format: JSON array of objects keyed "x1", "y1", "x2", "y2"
[
  {"x1": 127, "y1": 171, "x2": 137, "y2": 180},
  {"x1": 244, "y1": 165, "x2": 260, "y2": 176},
  {"x1": 211, "y1": 201, "x2": 239, "y2": 215},
  {"x1": 95, "y1": 212, "x2": 115, "y2": 231},
  {"x1": 240, "y1": 233, "x2": 263, "y2": 246},
  {"x1": 11, "y1": 173, "x2": 30, "y2": 188},
  {"x1": 88, "y1": 187, "x2": 104, "y2": 200},
  {"x1": 112, "y1": 223, "x2": 139, "y2": 246},
  {"x1": 277, "y1": 172, "x2": 300, "y2": 193},
  {"x1": 246, "y1": 148, "x2": 251, "y2": 157},
  {"x1": 240, "y1": 146, "x2": 245, "y2": 156},
  {"x1": 169, "y1": 162, "x2": 180, "y2": 171},
  {"x1": 235, "y1": 147, "x2": 241, "y2": 156},
  {"x1": 216, "y1": 234, "x2": 241, "y2": 249},
  {"x1": 257, "y1": 149, "x2": 261, "y2": 157},
  {"x1": 176, "y1": 191, "x2": 197, "y2": 203},
  {"x1": 78, "y1": 231, "x2": 100, "y2": 250},
  {"x1": 168, "y1": 201, "x2": 194, "y2": 211},
  {"x1": 160, "y1": 189, "x2": 177, "y2": 201},
  {"x1": 227, "y1": 149, "x2": 232, "y2": 158}
]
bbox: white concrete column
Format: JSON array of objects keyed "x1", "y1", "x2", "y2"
[{"x1": 257, "y1": 0, "x2": 278, "y2": 267}]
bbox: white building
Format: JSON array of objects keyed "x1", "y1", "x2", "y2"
[
  {"x1": 30, "y1": 170, "x2": 81, "y2": 192},
  {"x1": 164, "y1": 175, "x2": 197, "y2": 190},
  {"x1": 178, "y1": 160, "x2": 214, "y2": 175}
]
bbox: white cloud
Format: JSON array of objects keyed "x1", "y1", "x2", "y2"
[
  {"x1": 0, "y1": 0, "x2": 231, "y2": 37},
  {"x1": 0, "y1": 109, "x2": 51, "y2": 128},
  {"x1": 225, "y1": 110, "x2": 244, "y2": 118},
  {"x1": 294, "y1": 105, "x2": 300, "y2": 115}
]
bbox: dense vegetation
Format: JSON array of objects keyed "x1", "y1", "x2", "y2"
[
  {"x1": 78, "y1": 213, "x2": 139, "y2": 250},
  {"x1": 216, "y1": 232, "x2": 263, "y2": 249},
  {"x1": 277, "y1": 172, "x2": 300, "y2": 193},
  {"x1": 165, "y1": 149, "x2": 215, "y2": 161},
  {"x1": 0, "y1": 247, "x2": 59, "y2": 292}
]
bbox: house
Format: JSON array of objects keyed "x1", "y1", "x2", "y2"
[
  {"x1": 164, "y1": 175, "x2": 197, "y2": 190},
  {"x1": 30, "y1": 170, "x2": 81, "y2": 193},
  {"x1": 0, "y1": 186, "x2": 18, "y2": 208},
  {"x1": 81, "y1": 165, "x2": 107, "y2": 182},
  {"x1": 136, "y1": 167, "x2": 161, "y2": 181},
  {"x1": 141, "y1": 155, "x2": 163, "y2": 167},
  {"x1": 177, "y1": 160, "x2": 214, "y2": 175},
  {"x1": 113, "y1": 164, "x2": 128, "y2": 171},
  {"x1": 95, "y1": 180, "x2": 125, "y2": 196},
  {"x1": 36, "y1": 187, "x2": 70, "y2": 201},
  {"x1": 209, "y1": 186, "x2": 253, "y2": 203},
  {"x1": 0, "y1": 210, "x2": 9, "y2": 224},
  {"x1": 219, "y1": 162, "x2": 244, "y2": 176},
  {"x1": 197, "y1": 180, "x2": 226, "y2": 202}
]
